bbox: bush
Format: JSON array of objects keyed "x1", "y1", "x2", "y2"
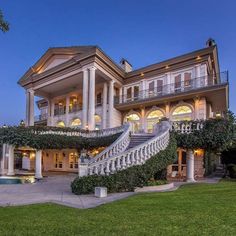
[
  {"x1": 71, "y1": 135, "x2": 177, "y2": 195},
  {"x1": 227, "y1": 164, "x2": 236, "y2": 179}
]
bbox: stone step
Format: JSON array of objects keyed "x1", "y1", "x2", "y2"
[{"x1": 126, "y1": 134, "x2": 154, "y2": 150}]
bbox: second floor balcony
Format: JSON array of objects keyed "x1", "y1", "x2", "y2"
[{"x1": 115, "y1": 72, "x2": 228, "y2": 108}]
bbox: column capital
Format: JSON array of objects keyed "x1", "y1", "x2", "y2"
[
  {"x1": 89, "y1": 66, "x2": 97, "y2": 71},
  {"x1": 26, "y1": 88, "x2": 35, "y2": 94}
]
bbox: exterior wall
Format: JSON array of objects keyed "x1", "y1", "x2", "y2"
[{"x1": 42, "y1": 149, "x2": 79, "y2": 173}]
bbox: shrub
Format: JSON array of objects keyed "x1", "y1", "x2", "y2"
[
  {"x1": 71, "y1": 135, "x2": 177, "y2": 195},
  {"x1": 227, "y1": 164, "x2": 236, "y2": 179}
]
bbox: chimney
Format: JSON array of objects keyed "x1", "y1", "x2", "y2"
[
  {"x1": 206, "y1": 38, "x2": 216, "y2": 47},
  {"x1": 120, "y1": 58, "x2": 132, "y2": 72}
]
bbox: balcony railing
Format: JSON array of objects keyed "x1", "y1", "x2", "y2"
[
  {"x1": 69, "y1": 104, "x2": 82, "y2": 113},
  {"x1": 54, "y1": 107, "x2": 66, "y2": 116},
  {"x1": 35, "y1": 114, "x2": 48, "y2": 122},
  {"x1": 115, "y1": 71, "x2": 228, "y2": 105}
]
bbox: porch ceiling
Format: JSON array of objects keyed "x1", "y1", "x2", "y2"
[{"x1": 35, "y1": 72, "x2": 105, "y2": 98}]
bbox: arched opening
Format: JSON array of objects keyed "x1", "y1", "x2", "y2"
[
  {"x1": 172, "y1": 105, "x2": 193, "y2": 121},
  {"x1": 71, "y1": 118, "x2": 82, "y2": 128},
  {"x1": 147, "y1": 109, "x2": 164, "y2": 133},
  {"x1": 95, "y1": 115, "x2": 102, "y2": 130},
  {"x1": 124, "y1": 113, "x2": 141, "y2": 133},
  {"x1": 57, "y1": 121, "x2": 65, "y2": 127}
]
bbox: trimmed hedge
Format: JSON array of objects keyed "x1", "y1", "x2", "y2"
[
  {"x1": 227, "y1": 164, "x2": 236, "y2": 179},
  {"x1": 71, "y1": 135, "x2": 177, "y2": 194}
]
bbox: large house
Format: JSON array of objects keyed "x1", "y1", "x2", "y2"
[{"x1": 1, "y1": 39, "x2": 229, "y2": 181}]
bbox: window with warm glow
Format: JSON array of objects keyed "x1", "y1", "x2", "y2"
[
  {"x1": 172, "y1": 105, "x2": 193, "y2": 121},
  {"x1": 57, "y1": 121, "x2": 65, "y2": 127},
  {"x1": 147, "y1": 110, "x2": 164, "y2": 133},
  {"x1": 71, "y1": 118, "x2": 81, "y2": 128}
]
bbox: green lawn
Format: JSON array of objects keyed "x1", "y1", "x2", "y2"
[{"x1": 0, "y1": 180, "x2": 236, "y2": 236}]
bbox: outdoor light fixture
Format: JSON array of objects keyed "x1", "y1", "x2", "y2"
[
  {"x1": 196, "y1": 56, "x2": 201, "y2": 60},
  {"x1": 141, "y1": 73, "x2": 144, "y2": 77},
  {"x1": 2, "y1": 124, "x2": 7, "y2": 128},
  {"x1": 165, "y1": 65, "x2": 169, "y2": 69}
]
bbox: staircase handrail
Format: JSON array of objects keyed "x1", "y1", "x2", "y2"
[
  {"x1": 86, "y1": 121, "x2": 171, "y2": 176},
  {"x1": 90, "y1": 123, "x2": 131, "y2": 163}
]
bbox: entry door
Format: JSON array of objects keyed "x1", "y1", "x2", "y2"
[
  {"x1": 54, "y1": 153, "x2": 63, "y2": 169},
  {"x1": 130, "y1": 121, "x2": 140, "y2": 133}
]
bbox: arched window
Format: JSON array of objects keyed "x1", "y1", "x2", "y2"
[
  {"x1": 95, "y1": 115, "x2": 102, "y2": 130},
  {"x1": 57, "y1": 121, "x2": 65, "y2": 127},
  {"x1": 147, "y1": 109, "x2": 164, "y2": 133},
  {"x1": 71, "y1": 118, "x2": 82, "y2": 128},
  {"x1": 172, "y1": 105, "x2": 193, "y2": 121},
  {"x1": 124, "y1": 113, "x2": 141, "y2": 133}
]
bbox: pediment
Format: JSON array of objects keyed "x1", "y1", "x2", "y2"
[{"x1": 38, "y1": 54, "x2": 74, "y2": 73}]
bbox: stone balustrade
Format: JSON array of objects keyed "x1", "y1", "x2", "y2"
[
  {"x1": 171, "y1": 121, "x2": 204, "y2": 134},
  {"x1": 34, "y1": 125, "x2": 126, "y2": 138},
  {"x1": 92, "y1": 123, "x2": 131, "y2": 163},
  {"x1": 80, "y1": 121, "x2": 171, "y2": 177}
]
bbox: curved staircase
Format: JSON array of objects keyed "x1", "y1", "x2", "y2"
[{"x1": 79, "y1": 121, "x2": 171, "y2": 177}]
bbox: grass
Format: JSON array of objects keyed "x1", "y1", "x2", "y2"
[{"x1": 0, "y1": 180, "x2": 236, "y2": 236}]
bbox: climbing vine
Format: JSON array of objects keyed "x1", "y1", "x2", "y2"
[
  {"x1": 174, "y1": 111, "x2": 235, "y2": 152},
  {"x1": 0, "y1": 126, "x2": 121, "y2": 150}
]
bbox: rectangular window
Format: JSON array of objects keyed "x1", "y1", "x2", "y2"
[
  {"x1": 184, "y1": 72, "x2": 191, "y2": 88},
  {"x1": 157, "y1": 80, "x2": 163, "y2": 94},
  {"x1": 96, "y1": 92, "x2": 102, "y2": 106},
  {"x1": 133, "y1": 86, "x2": 139, "y2": 100},
  {"x1": 127, "y1": 87, "x2": 132, "y2": 101},
  {"x1": 174, "y1": 74, "x2": 181, "y2": 92}
]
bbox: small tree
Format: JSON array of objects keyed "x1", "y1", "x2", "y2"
[{"x1": 0, "y1": 9, "x2": 9, "y2": 32}]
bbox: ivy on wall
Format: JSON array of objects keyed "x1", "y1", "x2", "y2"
[
  {"x1": 0, "y1": 126, "x2": 121, "y2": 150},
  {"x1": 71, "y1": 135, "x2": 177, "y2": 194},
  {"x1": 174, "y1": 112, "x2": 235, "y2": 152}
]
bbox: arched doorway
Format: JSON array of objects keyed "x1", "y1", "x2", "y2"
[
  {"x1": 124, "y1": 113, "x2": 141, "y2": 133},
  {"x1": 171, "y1": 105, "x2": 193, "y2": 121},
  {"x1": 95, "y1": 115, "x2": 102, "y2": 130},
  {"x1": 146, "y1": 109, "x2": 164, "y2": 133}
]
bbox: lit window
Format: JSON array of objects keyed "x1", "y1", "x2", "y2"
[
  {"x1": 57, "y1": 121, "x2": 65, "y2": 127},
  {"x1": 147, "y1": 110, "x2": 164, "y2": 133},
  {"x1": 172, "y1": 105, "x2": 192, "y2": 121},
  {"x1": 71, "y1": 118, "x2": 81, "y2": 127},
  {"x1": 125, "y1": 113, "x2": 141, "y2": 133},
  {"x1": 95, "y1": 115, "x2": 101, "y2": 130}
]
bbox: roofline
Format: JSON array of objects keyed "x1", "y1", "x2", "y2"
[{"x1": 125, "y1": 45, "x2": 218, "y2": 78}]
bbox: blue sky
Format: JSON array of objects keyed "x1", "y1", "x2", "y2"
[{"x1": 0, "y1": 0, "x2": 235, "y2": 125}]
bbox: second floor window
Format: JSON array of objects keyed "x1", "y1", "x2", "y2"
[{"x1": 96, "y1": 93, "x2": 102, "y2": 106}]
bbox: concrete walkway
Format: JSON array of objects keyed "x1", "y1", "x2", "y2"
[{"x1": 0, "y1": 174, "x2": 221, "y2": 209}]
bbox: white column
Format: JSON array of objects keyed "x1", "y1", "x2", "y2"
[
  {"x1": 25, "y1": 91, "x2": 30, "y2": 126},
  {"x1": 28, "y1": 89, "x2": 35, "y2": 126},
  {"x1": 108, "y1": 80, "x2": 114, "y2": 128},
  {"x1": 119, "y1": 87, "x2": 123, "y2": 104},
  {"x1": 141, "y1": 108, "x2": 145, "y2": 132},
  {"x1": 194, "y1": 98, "x2": 199, "y2": 120},
  {"x1": 46, "y1": 99, "x2": 51, "y2": 126},
  {"x1": 65, "y1": 95, "x2": 70, "y2": 126},
  {"x1": 88, "y1": 67, "x2": 96, "y2": 130},
  {"x1": 102, "y1": 82, "x2": 108, "y2": 129},
  {"x1": 165, "y1": 102, "x2": 170, "y2": 119},
  {"x1": 35, "y1": 150, "x2": 43, "y2": 179},
  {"x1": 7, "y1": 145, "x2": 15, "y2": 176},
  {"x1": 186, "y1": 150, "x2": 195, "y2": 182},
  {"x1": 1, "y1": 143, "x2": 6, "y2": 172},
  {"x1": 82, "y1": 69, "x2": 89, "y2": 129}
]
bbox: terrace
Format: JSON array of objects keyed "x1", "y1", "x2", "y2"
[{"x1": 114, "y1": 72, "x2": 228, "y2": 110}]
